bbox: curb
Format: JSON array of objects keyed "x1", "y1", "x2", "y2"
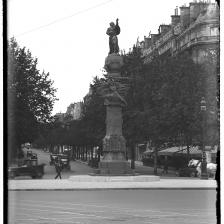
[{"x1": 8, "y1": 187, "x2": 217, "y2": 191}]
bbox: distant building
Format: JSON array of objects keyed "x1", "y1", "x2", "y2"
[
  {"x1": 140, "y1": 1, "x2": 219, "y2": 64},
  {"x1": 66, "y1": 102, "x2": 83, "y2": 120},
  {"x1": 54, "y1": 112, "x2": 66, "y2": 122},
  {"x1": 83, "y1": 87, "x2": 93, "y2": 106}
]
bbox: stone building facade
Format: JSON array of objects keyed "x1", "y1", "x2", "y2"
[
  {"x1": 140, "y1": 1, "x2": 219, "y2": 64},
  {"x1": 54, "y1": 112, "x2": 66, "y2": 122},
  {"x1": 66, "y1": 102, "x2": 83, "y2": 120}
]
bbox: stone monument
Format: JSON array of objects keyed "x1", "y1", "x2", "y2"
[{"x1": 98, "y1": 19, "x2": 133, "y2": 175}]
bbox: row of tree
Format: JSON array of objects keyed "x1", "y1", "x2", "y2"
[
  {"x1": 34, "y1": 45, "x2": 219, "y2": 159},
  {"x1": 8, "y1": 37, "x2": 218, "y2": 164}
]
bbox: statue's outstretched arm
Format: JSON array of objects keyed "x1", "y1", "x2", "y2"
[{"x1": 115, "y1": 18, "x2": 120, "y2": 35}]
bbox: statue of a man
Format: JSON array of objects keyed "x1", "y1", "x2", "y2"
[{"x1": 106, "y1": 18, "x2": 120, "y2": 54}]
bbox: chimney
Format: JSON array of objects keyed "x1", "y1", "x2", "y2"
[
  {"x1": 180, "y1": 6, "x2": 190, "y2": 28},
  {"x1": 171, "y1": 6, "x2": 180, "y2": 26},
  {"x1": 175, "y1": 6, "x2": 178, "y2": 15},
  {"x1": 144, "y1": 36, "x2": 152, "y2": 48},
  {"x1": 171, "y1": 15, "x2": 180, "y2": 26},
  {"x1": 151, "y1": 34, "x2": 159, "y2": 44},
  {"x1": 159, "y1": 25, "x2": 171, "y2": 34},
  {"x1": 190, "y1": 2, "x2": 208, "y2": 23}
]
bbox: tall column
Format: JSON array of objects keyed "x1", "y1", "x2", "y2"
[{"x1": 98, "y1": 53, "x2": 133, "y2": 175}]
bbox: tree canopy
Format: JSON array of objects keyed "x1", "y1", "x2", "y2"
[
  {"x1": 8, "y1": 38, "x2": 57, "y2": 160},
  {"x1": 34, "y1": 45, "x2": 219, "y2": 154},
  {"x1": 122, "y1": 48, "x2": 218, "y2": 148}
]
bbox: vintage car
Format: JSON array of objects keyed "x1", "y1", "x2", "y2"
[
  {"x1": 26, "y1": 150, "x2": 33, "y2": 158},
  {"x1": 176, "y1": 167, "x2": 198, "y2": 177},
  {"x1": 30, "y1": 153, "x2": 38, "y2": 160},
  {"x1": 59, "y1": 154, "x2": 71, "y2": 170},
  {"x1": 49, "y1": 154, "x2": 60, "y2": 165},
  {"x1": 8, "y1": 159, "x2": 45, "y2": 179}
]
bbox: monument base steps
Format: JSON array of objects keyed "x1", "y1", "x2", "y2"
[{"x1": 69, "y1": 175, "x2": 160, "y2": 182}]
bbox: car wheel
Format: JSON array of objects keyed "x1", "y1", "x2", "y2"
[{"x1": 36, "y1": 172, "x2": 43, "y2": 178}]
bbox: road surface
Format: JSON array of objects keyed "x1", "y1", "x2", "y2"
[{"x1": 8, "y1": 189, "x2": 216, "y2": 224}]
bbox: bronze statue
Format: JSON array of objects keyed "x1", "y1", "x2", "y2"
[{"x1": 106, "y1": 18, "x2": 120, "y2": 54}]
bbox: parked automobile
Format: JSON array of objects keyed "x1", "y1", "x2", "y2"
[
  {"x1": 49, "y1": 154, "x2": 60, "y2": 165},
  {"x1": 176, "y1": 167, "x2": 198, "y2": 177},
  {"x1": 8, "y1": 159, "x2": 45, "y2": 179},
  {"x1": 59, "y1": 154, "x2": 71, "y2": 170},
  {"x1": 30, "y1": 153, "x2": 37, "y2": 160},
  {"x1": 26, "y1": 150, "x2": 33, "y2": 158}
]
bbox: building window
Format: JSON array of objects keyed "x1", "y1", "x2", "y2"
[{"x1": 210, "y1": 27, "x2": 219, "y2": 36}]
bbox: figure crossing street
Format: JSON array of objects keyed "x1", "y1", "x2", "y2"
[{"x1": 54, "y1": 158, "x2": 62, "y2": 179}]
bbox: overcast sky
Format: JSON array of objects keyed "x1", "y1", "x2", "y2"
[{"x1": 8, "y1": 0, "x2": 217, "y2": 114}]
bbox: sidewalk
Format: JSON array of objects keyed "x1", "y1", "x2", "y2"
[{"x1": 8, "y1": 177, "x2": 217, "y2": 191}]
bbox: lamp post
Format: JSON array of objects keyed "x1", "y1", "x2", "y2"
[{"x1": 200, "y1": 97, "x2": 208, "y2": 179}]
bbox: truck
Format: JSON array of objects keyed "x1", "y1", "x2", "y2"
[{"x1": 8, "y1": 159, "x2": 45, "y2": 179}]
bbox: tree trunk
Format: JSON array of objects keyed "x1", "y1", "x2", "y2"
[
  {"x1": 85, "y1": 147, "x2": 88, "y2": 161},
  {"x1": 78, "y1": 147, "x2": 80, "y2": 159},
  {"x1": 187, "y1": 144, "x2": 190, "y2": 162},
  {"x1": 154, "y1": 147, "x2": 158, "y2": 175},
  {"x1": 91, "y1": 147, "x2": 93, "y2": 160},
  {"x1": 81, "y1": 147, "x2": 84, "y2": 160},
  {"x1": 131, "y1": 142, "x2": 135, "y2": 169},
  {"x1": 76, "y1": 146, "x2": 78, "y2": 159},
  {"x1": 97, "y1": 148, "x2": 101, "y2": 162},
  {"x1": 186, "y1": 135, "x2": 191, "y2": 162},
  {"x1": 87, "y1": 146, "x2": 89, "y2": 161}
]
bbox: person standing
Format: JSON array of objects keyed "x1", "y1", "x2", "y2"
[
  {"x1": 54, "y1": 158, "x2": 62, "y2": 179},
  {"x1": 162, "y1": 159, "x2": 169, "y2": 174}
]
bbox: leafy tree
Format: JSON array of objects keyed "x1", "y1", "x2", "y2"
[
  {"x1": 7, "y1": 38, "x2": 57, "y2": 161},
  {"x1": 122, "y1": 47, "x2": 218, "y2": 171},
  {"x1": 81, "y1": 77, "x2": 106, "y2": 146},
  {"x1": 122, "y1": 47, "x2": 147, "y2": 168}
]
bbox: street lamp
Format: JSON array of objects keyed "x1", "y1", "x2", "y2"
[{"x1": 200, "y1": 97, "x2": 208, "y2": 179}]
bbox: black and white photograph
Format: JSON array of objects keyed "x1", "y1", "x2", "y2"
[{"x1": 6, "y1": 0, "x2": 220, "y2": 223}]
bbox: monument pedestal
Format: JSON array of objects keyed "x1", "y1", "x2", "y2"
[
  {"x1": 98, "y1": 161, "x2": 133, "y2": 175},
  {"x1": 98, "y1": 53, "x2": 133, "y2": 175}
]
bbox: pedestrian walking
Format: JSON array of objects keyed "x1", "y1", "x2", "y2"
[
  {"x1": 54, "y1": 158, "x2": 62, "y2": 179},
  {"x1": 162, "y1": 160, "x2": 168, "y2": 174}
]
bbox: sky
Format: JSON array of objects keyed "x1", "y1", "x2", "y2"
[{"x1": 8, "y1": 0, "x2": 217, "y2": 115}]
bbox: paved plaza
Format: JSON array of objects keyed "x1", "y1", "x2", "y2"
[{"x1": 8, "y1": 190, "x2": 217, "y2": 224}]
